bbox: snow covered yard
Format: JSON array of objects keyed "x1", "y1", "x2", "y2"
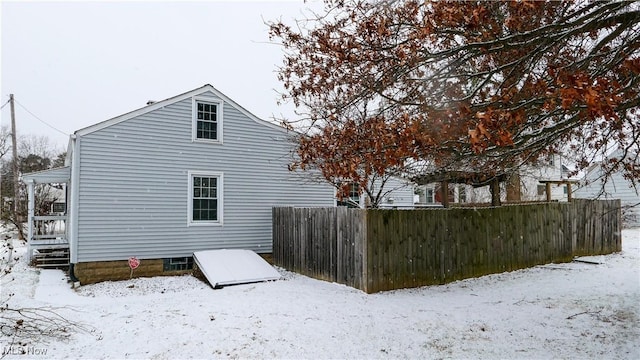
[{"x1": 1, "y1": 229, "x2": 639, "y2": 359}]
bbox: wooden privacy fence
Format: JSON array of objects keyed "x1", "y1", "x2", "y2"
[{"x1": 272, "y1": 199, "x2": 621, "y2": 293}]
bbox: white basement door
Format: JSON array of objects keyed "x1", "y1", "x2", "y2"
[{"x1": 193, "y1": 249, "x2": 281, "y2": 288}]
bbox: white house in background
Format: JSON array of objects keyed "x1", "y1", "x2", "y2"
[
  {"x1": 23, "y1": 84, "x2": 336, "y2": 282},
  {"x1": 338, "y1": 176, "x2": 415, "y2": 208},
  {"x1": 377, "y1": 176, "x2": 415, "y2": 208},
  {"x1": 413, "y1": 154, "x2": 577, "y2": 206},
  {"x1": 520, "y1": 154, "x2": 575, "y2": 202},
  {"x1": 573, "y1": 148, "x2": 640, "y2": 227}
]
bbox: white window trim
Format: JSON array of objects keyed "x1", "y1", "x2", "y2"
[
  {"x1": 192, "y1": 97, "x2": 223, "y2": 144},
  {"x1": 187, "y1": 171, "x2": 224, "y2": 227}
]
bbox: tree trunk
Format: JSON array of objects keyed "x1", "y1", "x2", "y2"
[
  {"x1": 490, "y1": 178, "x2": 501, "y2": 206},
  {"x1": 441, "y1": 181, "x2": 449, "y2": 208},
  {"x1": 506, "y1": 173, "x2": 521, "y2": 202}
]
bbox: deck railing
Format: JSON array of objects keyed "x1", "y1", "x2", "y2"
[
  {"x1": 31, "y1": 215, "x2": 68, "y2": 245},
  {"x1": 26, "y1": 214, "x2": 69, "y2": 266}
]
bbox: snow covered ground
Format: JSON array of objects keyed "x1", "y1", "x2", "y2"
[{"x1": 1, "y1": 228, "x2": 639, "y2": 359}]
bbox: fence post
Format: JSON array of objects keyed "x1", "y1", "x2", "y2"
[
  {"x1": 336, "y1": 206, "x2": 344, "y2": 284},
  {"x1": 361, "y1": 209, "x2": 369, "y2": 293}
]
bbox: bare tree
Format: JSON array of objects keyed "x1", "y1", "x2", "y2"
[
  {"x1": 0, "y1": 126, "x2": 11, "y2": 161},
  {"x1": 18, "y1": 134, "x2": 59, "y2": 162},
  {"x1": 1, "y1": 134, "x2": 64, "y2": 239}
]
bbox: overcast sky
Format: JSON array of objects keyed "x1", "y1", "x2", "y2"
[{"x1": 1, "y1": 0, "x2": 323, "y2": 152}]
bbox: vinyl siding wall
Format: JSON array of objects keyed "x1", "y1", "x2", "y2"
[
  {"x1": 376, "y1": 176, "x2": 414, "y2": 208},
  {"x1": 574, "y1": 165, "x2": 640, "y2": 227},
  {"x1": 74, "y1": 91, "x2": 335, "y2": 262}
]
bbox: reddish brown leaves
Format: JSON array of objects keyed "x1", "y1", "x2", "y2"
[
  {"x1": 270, "y1": 0, "x2": 640, "y2": 189},
  {"x1": 555, "y1": 71, "x2": 622, "y2": 122},
  {"x1": 294, "y1": 113, "x2": 429, "y2": 188}
]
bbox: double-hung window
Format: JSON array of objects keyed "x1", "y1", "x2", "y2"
[
  {"x1": 337, "y1": 182, "x2": 361, "y2": 207},
  {"x1": 188, "y1": 171, "x2": 223, "y2": 225},
  {"x1": 193, "y1": 98, "x2": 223, "y2": 143}
]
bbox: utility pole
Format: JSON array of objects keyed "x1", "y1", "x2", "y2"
[{"x1": 9, "y1": 94, "x2": 21, "y2": 238}]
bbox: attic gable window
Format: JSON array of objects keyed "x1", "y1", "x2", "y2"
[{"x1": 192, "y1": 98, "x2": 223, "y2": 143}]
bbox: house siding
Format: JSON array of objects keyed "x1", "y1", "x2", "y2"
[
  {"x1": 520, "y1": 155, "x2": 568, "y2": 202},
  {"x1": 376, "y1": 176, "x2": 414, "y2": 208},
  {"x1": 461, "y1": 154, "x2": 570, "y2": 204},
  {"x1": 75, "y1": 90, "x2": 334, "y2": 262},
  {"x1": 574, "y1": 156, "x2": 640, "y2": 227}
]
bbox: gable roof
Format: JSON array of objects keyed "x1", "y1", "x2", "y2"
[
  {"x1": 74, "y1": 84, "x2": 285, "y2": 137},
  {"x1": 581, "y1": 147, "x2": 639, "y2": 178}
]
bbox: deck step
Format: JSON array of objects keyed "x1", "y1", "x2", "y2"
[
  {"x1": 32, "y1": 246, "x2": 70, "y2": 269},
  {"x1": 35, "y1": 257, "x2": 69, "y2": 264}
]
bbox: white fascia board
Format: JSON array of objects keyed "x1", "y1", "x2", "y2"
[
  {"x1": 74, "y1": 84, "x2": 213, "y2": 137},
  {"x1": 213, "y1": 90, "x2": 289, "y2": 133},
  {"x1": 197, "y1": 84, "x2": 290, "y2": 134},
  {"x1": 64, "y1": 135, "x2": 74, "y2": 167}
]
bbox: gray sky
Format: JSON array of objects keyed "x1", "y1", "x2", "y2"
[{"x1": 1, "y1": 0, "x2": 322, "y2": 152}]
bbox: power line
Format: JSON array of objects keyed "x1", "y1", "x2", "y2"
[
  {"x1": 0, "y1": 98, "x2": 10, "y2": 110},
  {"x1": 14, "y1": 99, "x2": 68, "y2": 136}
]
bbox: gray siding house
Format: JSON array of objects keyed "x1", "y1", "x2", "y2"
[
  {"x1": 25, "y1": 84, "x2": 336, "y2": 280},
  {"x1": 373, "y1": 176, "x2": 415, "y2": 208},
  {"x1": 574, "y1": 148, "x2": 639, "y2": 228}
]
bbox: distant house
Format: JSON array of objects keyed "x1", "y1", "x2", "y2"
[
  {"x1": 23, "y1": 84, "x2": 336, "y2": 283},
  {"x1": 413, "y1": 154, "x2": 578, "y2": 206},
  {"x1": 521, "y1": 154, "x2": 576, "y2": 202},
  {"x1": 573, "y1": 148, "x2": 640, "y2": 227},
  {"x1": 414, "y1": 183, "x2": 466, "y2": 206},
  {"x1": 377, "y1": 176, "x2": 415, "y2": 208},
  {"x1": 338, "y1": 176, "x2": 415, "y2": 208}
]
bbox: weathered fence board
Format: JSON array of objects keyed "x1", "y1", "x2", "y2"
[
  {"x1": 572, "y1": 199, "x2": 621, "y2": 256},
  {"x1": 273, "y1": 199, "x2": 622, "y2": 293}
]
